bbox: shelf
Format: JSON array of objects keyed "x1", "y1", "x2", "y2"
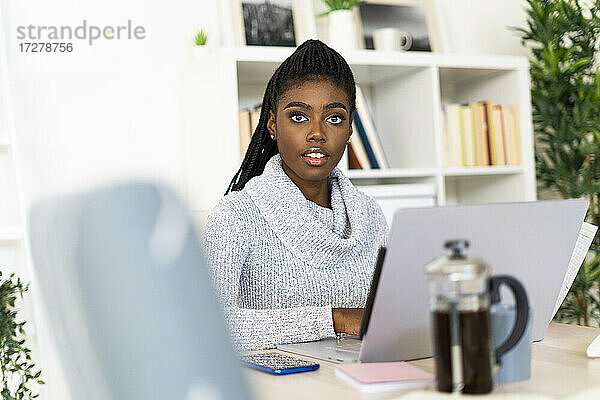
[
  {"x1": 224, "y1": 46, "x2": 527, "y2": 70},
  {"x1": 345, "y1": 166, "x2": 523, "y2": 179},
  {"x1": 183, "y1": 44, "x2": 536, "y2": 213},
  {"x1": 0, "y1": 227, "x2": 22, "y2": 242},
  {"x1": 439, "y1": 67, "x2": 514, "y2": 86},
  {"x1": 443, "y1": 166, "x2": 524, "y2": 177},
  {"x1": 236, "y1": 56, "x2": 426, "y2": 86},
  {"x1": 226, "y1": 46, "x2": 433, "y2": 67},
  {"x1": 232, "y1": 47, "x2": 527, "y2": 87},
  {"x1": 346, "y1": 168, "x2": 438, "y2": 179},
  {"x1": 435, "y1": 55, "x2": 528, "y2": 70}
]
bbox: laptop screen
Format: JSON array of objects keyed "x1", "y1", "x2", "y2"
[{"x1": 359, "y1": 246, "x2": 386, "y2": 339}]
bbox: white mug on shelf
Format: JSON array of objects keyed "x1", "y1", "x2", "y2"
[{"x1": 372, "y1": 28, "x2": 412, "y2": 51}]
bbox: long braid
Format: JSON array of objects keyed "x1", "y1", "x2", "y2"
[
  {"x1": 225, "y1": 79, "x2": 277, "y2": 194},
  {"x1": 225, "y1": 39, "x2": 356, "y2": 194}
]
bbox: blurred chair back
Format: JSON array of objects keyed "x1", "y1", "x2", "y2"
[{"x1": 29, "y1": 181, "x2": 250, "y2": 400}]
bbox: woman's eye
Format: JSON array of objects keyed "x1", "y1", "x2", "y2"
[
  {"x1": 327, "y1": 114, "x2": 345, "y2": 124},
  {"x1": 290, "y1": 112, "x2": 308, "y2": 123}
]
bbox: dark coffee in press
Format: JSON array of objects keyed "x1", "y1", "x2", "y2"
[{"x1": 432, "y1": 310, "x2": 494, "y2": 394}]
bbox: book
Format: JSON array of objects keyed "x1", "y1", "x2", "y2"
[
  {"x1": 501, "y1": 105, "x2": 514, "y2": 165},
  {"x1": 353, "y1": 110, "x2": 380, "y2": 169},
  {"x1": 460, "y1": 104, "x2": 476, "y2": 166},
  {"x1": 482, "y1": 102, "x2": 493, "y2": 165},
  {"x1": 470, "y1": 103, "x2": 482, "y2": 166},
  {"x1": 445, "y1": 101, "x2": 521, "y2": 168},
  {"x1": 238, "y1": 109, "x2": 251, "y2": 161},
  {"x1": 486, "y1": 102, "x2": 497, "y2": 165},
  {"x1": 444, "y1": 104, "x2": 462, "y2": 168},
  {"x1": 347, "y1": 142, "x2": 362, "y2": 169},
  {"x1": 506, "y1": 105, "x2": 522, "y2": 165},
  {"x1": 250, "y1": 106, "x2": 261, "y2": 135},
  {"x1": 335, "y1": 361, "x2": 434, "y2": 394},
  {"x1": 489, "y1": 104, "x2": 506, "y2": 165},
  {"x1": 349, "y1": 122, "x2": 371, "y2": 169},
  {"x1": 472, "y1": 102, "x2": 490, "y2": 166},
  {"x1": 457, "y1": 103, "x2": 466, "y2": 166},
  {"x1": 355, "y1": 84, "x2": 389, "y2": 169}
]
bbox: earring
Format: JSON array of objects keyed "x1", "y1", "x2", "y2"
[
  {"x1": 270, "y1": 134, "x2": 276, "y2": 140},
  {"x1": 347, "y1": 136, "x2": 352, "y2": 144}
]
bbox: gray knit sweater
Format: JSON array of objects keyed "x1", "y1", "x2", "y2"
[{"x1": 204, "y1": 154, "x2": 388, "y2": 351}]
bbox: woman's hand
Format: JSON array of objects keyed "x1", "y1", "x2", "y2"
[{"x1": 332, "y1": 308, "x2": 364, "y2": 336}]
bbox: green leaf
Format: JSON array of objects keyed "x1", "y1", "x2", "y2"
[
  {"x1": 0, "y1": 271, "x2": 42, "y2": 398},
  {"x1": 520, "y1": 0, "x2": 600, "y2": 327},
  {"x1": 194, "y1": 28, "x2": 208, "y2": 46},
  {"x1": 319, "y1": 0, "x2": 365, "y2": 14}
]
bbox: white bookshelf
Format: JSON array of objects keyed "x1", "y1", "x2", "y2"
[
  {"x1": 346, "y1": 168, "x2": 438, "y2": 179},
  {"x1": 182, "y1": 46, "x2": 536, "y2": 215},
  {"x1": 443, "y1": 166, "x2": 525, "y2": 176}
]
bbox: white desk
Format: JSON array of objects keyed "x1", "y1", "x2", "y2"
[{"x1": 244, "y1": 323, "x2": 600, "y2": 399}]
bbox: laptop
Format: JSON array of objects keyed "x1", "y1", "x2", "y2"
[{"x1": 278, "y1": 199, "x2": 589, "y2": 363}]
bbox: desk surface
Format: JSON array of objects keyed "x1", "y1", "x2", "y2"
[{"x1": 244, "y1": 323, "x2": 600, "y2": 399}]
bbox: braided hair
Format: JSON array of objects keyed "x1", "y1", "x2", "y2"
[{"x1": 225, "y1": 39, "x2": 356, "y2": 194}]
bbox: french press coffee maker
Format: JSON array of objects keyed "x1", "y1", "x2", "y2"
[{"x1": 425, "y1": 240, "x2": 529, "y2": 394}]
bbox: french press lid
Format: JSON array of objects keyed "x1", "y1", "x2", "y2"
[{"x1": 425, "y1": 240, "x2": 490, "y2": 296}]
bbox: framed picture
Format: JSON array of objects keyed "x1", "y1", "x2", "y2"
[
  {"x1": 228, "y1": 0, "x2": 317, "y2": 47},
  {"x1": 353, "y1": 0, "x2": 447, "y2": 52}
]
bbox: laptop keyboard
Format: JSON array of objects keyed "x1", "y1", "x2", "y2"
[{"x1": 325, "y1": 338, "x2": 362, "y2": 353}]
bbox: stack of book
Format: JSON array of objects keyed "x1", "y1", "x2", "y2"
[
  {"x1": 348, "y1": 84, "x2": 389, "y2": 170},
  {"x1": 238, "y1": 105, "x2": 261, "y2": 161},
  {"x1": 443, "y1": 102, "x2": 521, "y2": 168}
]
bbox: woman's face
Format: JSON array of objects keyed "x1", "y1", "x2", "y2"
[{"x1": 267, "y1": 79, "x2": 352, "y2": 188}]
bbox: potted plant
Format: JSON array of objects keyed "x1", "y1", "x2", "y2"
[
  {"x1": 192, "y1": 28, "x2": 214, "y2": 62},
  {"x1": 0, "y1": 271, "x2": 43, "y2": 399},
  {"x1": 516, "y1": 0, "x2": 600, "y2": 325},
  {"x1": 318, "y1": 0, "x2": 365, "y2": 50},
  {"x1": 194, "y1": 28, "x2": 208, "y2": 47}
]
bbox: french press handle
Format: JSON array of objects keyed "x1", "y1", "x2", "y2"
[{"x1": 489, "y1": 275, "x2": 529, "y2": 364}]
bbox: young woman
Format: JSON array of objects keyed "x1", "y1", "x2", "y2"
[{"x1": 204, "y1": 39, "x2": 388, "y2": 351}]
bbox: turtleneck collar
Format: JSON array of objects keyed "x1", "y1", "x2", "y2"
[{"x1": 244, "y1": 154, "x2": 370, "y2": 268}]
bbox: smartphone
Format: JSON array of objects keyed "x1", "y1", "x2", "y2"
[{"x1": 239, "y1": 353, "x2": 319, "y2": 375}]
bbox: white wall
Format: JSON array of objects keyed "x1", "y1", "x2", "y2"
[
  {"x1": 437, "y1": 0, "x2": 529, "y2": 56},
  {"x1": 1, "y1": 1, "x2": 219, "y2": 398},
  {"x1": 4, "y1": 0, "x2": 222, "y2": 203}
]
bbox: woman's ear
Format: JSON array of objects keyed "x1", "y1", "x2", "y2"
[{"x1": 267, "y1": 110, "x2": 276, "y2": 140}]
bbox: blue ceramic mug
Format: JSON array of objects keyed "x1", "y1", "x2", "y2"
[{"x1": 490, "y1": 304, "x2": 533, "y2": 384}]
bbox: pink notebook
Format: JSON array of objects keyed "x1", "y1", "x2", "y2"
[{"x1": 335, "y1": 362, "x2": 434, "y2": 393}]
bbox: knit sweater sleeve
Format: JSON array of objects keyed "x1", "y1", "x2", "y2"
[{"x1": 204, "y1": 201, "x2": 336, "y2": 351}]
